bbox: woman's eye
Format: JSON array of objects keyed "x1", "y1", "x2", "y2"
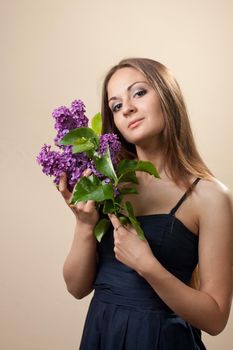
[
  {"x1": 112, "y1": 103, "x2": 122, "y2": 112},
  {"x1": 134, "y1": 89, "x2": 147, "y2": 98}
]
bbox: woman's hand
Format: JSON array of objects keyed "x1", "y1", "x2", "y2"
[
  {"x1": 108, "y1": 214, "x2": 155, "y2": 274},
  {"x1": 58, "y1": 170, "x2": 99, "y2": 231}
]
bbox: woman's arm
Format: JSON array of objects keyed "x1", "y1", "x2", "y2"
[
  {"x1": 59, "y1": 171, "x2": 99, "y2": 299},
  {"x1": 110, "y1": 180, "x2": 233, "y2": 335},
  {"x1": 63, "y1": 221, "x2": 98, "y2": 299}
]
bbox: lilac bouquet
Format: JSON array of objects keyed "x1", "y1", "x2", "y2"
[{"x1": 37, "y1": 99, "x2": 159, "y2": 241}]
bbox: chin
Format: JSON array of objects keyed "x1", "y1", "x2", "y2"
[{"x1": 123, "y1": 135, "x2": 145, "y2": 146}]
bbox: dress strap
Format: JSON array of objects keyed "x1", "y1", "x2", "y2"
[{"x1": 169, "y1": 178, "x2": 201, "y2": 216}]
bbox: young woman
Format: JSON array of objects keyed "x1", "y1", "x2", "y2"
[{"x1": 59, "y1": 58, "x2": 233, "y2": 349}]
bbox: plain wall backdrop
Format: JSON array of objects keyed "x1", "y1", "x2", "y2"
[{"x1": 1, "y1": 0, "x2": 232, "y2": 349}]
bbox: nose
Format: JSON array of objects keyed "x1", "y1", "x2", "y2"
[{"x1": 122, "y1": 100, "x2": 137, "y2": 116}]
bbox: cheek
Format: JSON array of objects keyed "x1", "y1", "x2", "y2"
[
  {"x1": 113, "y1": 118, "x2": 131, "y2": 142},
  {"x1": 151, "y1": 102, "x2": 165, "y2": 126},
  {"x1": 151, "y1": 99, "x2": 163, "y2": 114},
  {"x1": 113, "y1": 116, "x2": 125, "y2": 133},
  {"x1": 155, "y1": 115, "x2": 165, "y2": 134},
  {"x1": 158, "y1": 111, "x2": 165, "y2": 127}
]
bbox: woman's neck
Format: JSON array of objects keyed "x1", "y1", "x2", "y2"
[{"x1": 135, "y1": 144, "x2": 167, "y2": 177}]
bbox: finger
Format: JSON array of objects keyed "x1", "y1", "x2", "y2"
[
  {"x1": 82, "y1": 168, "x2": 92, "y2": 177},
  {"x1": 75, "y1": 201, "x2": 86, "y2": 210},
  {"x1": 85, "y1": 200, "x2": 96, "y2": 211},
  {"x1": 58, "y1": 172, "x2": 71, "y2": 202},
  {"x1": 108, "y1": 214, "x2": 122, "y2": 230}
]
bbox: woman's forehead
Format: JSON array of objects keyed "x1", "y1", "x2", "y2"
[{"x1": 107, "y1": 67, "x2": 148, "y2": 97}]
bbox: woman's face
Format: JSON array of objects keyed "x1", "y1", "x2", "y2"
[{"x1": 107, "y1": 67, "x2": 165, "y2": 147}]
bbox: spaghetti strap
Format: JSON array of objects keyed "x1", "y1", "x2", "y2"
[{"x1": 169, "y1": 178, "x2": 201, "y2": 216}]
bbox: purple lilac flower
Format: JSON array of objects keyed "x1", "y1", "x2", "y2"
[
  {"x1": 86, "y1": 159, "x2": 103, "y2": 178},
  {"x1": 36, "y1": 144, "x2": 90, "y2": 192},
  {"x1": 52, "y1": 100, "x2": 88, "y2": 146},
  {"x1": 37, "y1": 99, "x2": 122, "y2": 192},
  {"x1": 36, "y1": 144, "x2": 61, "y2": 176},
  {"x1": 103, "y1": 178, "x2": 111, "y2": 184},
  {"x1": 114, "y1": 186, "x2": 120, "y2": 197},
  {"x1": 99, "y1": 134, "x2": 121, "y2": 164}
]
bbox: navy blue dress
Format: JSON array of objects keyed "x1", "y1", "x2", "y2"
[{"x1": 79, "y1": 178, "x2": 206, "y2": 349}]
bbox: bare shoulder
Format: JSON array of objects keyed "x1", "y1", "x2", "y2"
[
  {"x1": 196, "y1": 177, "x2": 233, "y2": 212},
  {"x1": 195, "y1": 178, "x2": 233, "y2": 251}
]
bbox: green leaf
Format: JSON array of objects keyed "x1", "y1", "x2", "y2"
[
  {"x1": 72, "y1": 140, "x2": 95, "y2": 153},
  {"x1": 117, "y1": 160, "x2": 160, "y2": 178},
  {"x1": 118, "y1": 215, "x2": 131, "y2": 226},
  {"x1": 102, "y1": 199, "x2": 115, "y2": 214},
  {"x1": 118, "y1": 172, "x2": 139, "y2": 184},
  {"x1": 112, "y1": 194, "x2": 123, "y2": 213},
  {"x1": 119, "y1": 187, "x2": 139, "y2": 195},
  {"x1": 93, "y1": 147, "x2": 118, "y2": 183},
  {"x1": 59, "y1": 127, "x2": 99, "y2": 148},
  {"x1": 94, "y1": 218, "x2": 111, "y2": 242},
  {"x1": 124, "y1": 201, "x2": 145, "y2": 240},
  {"x1": 91, "y1": 113, "x2": 102, "y2": 135},
  {"x1": 124, "y1": 201, "x2": 135, "y2": 219},
  {"x1": 71, "y1": 175, "x2": 114, "y2": 204}
]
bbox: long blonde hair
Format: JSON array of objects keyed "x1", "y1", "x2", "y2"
[{"x1": 101, "y1": 58, "x2": 213, "y2": 289}]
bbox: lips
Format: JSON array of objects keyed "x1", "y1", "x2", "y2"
[{"x1": 128, "y1": 118, "x2": 144, "y2": 129}]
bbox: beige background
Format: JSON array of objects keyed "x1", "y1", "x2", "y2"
[{"x1": 1, "y1": 0, "x2": 232, "y2": 349}]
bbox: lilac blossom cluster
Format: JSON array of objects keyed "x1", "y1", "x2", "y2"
[
  {"x1": 99, "y1": 134, "x2": 121, "y2": 165},
  {"x1": 36, "y1": 144, "x2": 88, "y2": 191},
  {"x1": 36, "y1": 99, "x2": 121, "y2": 192},
  {"x1": 52, "y1": 99, "x2": 88, "y2": 146}
]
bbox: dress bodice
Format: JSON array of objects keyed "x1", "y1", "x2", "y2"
[
  {"x1": 80, "y1": 179, "x2": 207, "y2": 350},
  {"x1": 94, "y1": 213, "x2": 198, "y2": 300},
  {"x1": 94, "y1": 178, "x2": 200, "y2": 302}
]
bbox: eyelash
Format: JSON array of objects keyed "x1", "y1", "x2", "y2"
[
  {"x1": 134, "y1": 89, "x2": 147, "y2": 98},
  {"x1": 111, "y1": 89, "x2": 147, "y2": 113}
]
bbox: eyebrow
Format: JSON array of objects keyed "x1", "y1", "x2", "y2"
[{"x1": 108, "y1": 80, "x2": 149, "y2": 103}]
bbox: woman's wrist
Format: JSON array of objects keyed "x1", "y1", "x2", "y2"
[
  {"x1": 137, "y1": 255, "x2": 163, "y2": 279},
  {"x1": 74, "y1": 220, "x2": 96, "y2": 241}
]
